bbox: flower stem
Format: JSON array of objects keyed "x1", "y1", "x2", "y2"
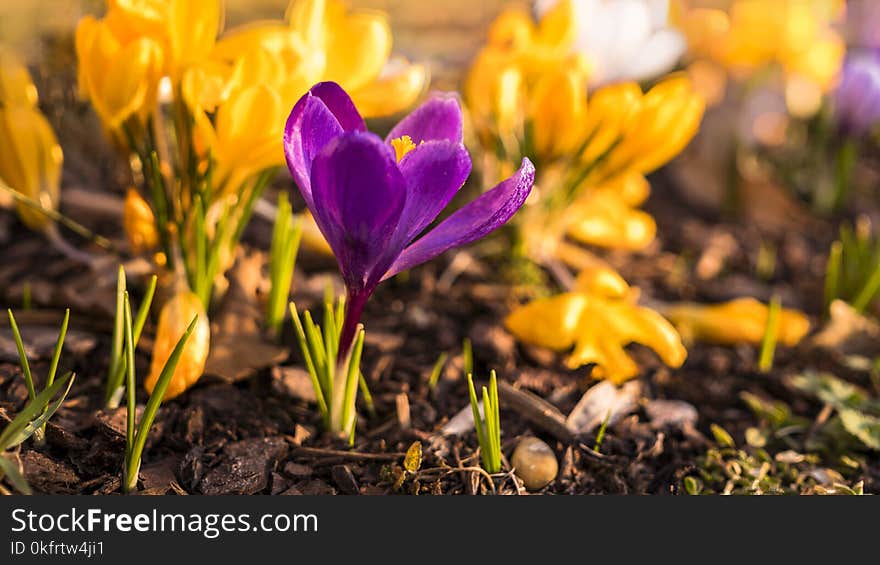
[{"x1": 338, "y1": 289, "x2": 368, "y2": 363}]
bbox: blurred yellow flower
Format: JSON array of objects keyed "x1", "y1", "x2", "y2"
[
  {"x1": 75, "y1": 12, "x2": 164, "y2": 128},
  {"x1": 208, "y1": 0, "x2": 426, "y2": 117},
  {"x1": 662, "y1": 297, "x2": 811, "y2": 346},
  {"x1": 467, "y1": 3, "x2": 703, "y2": 261},
  {"x1": 506, "y1": 264, "x2": 687, "y2": 383},
  {"x1": 491, "y1": 70, "x2": 701, "y2": 260},
  {"x1": 194, "y1": 82, "x2": 286, "y2": 195},
  {"x1": 184, "y1": 0, "x2": 428, "y2": 194},
  {"x1": 147, "y1": 290, "x2": 210, "y2": 400},
  {"x1": 103, "y1": 0, "x2": 221, "y2": 76},
  {"x1": 0, "y1": 47, "x2": 62, "y2": 231},
  {"x1": 466, "y1": 1, "x2": 579, "y2": 149},
  {"x1": 677, "y1": 0, "x2": 845, "y2": 116},
  {"x1": 123, "y1": 187, "x2": 159, "y2": 254},
  {"x1": 565, "y1": 172, "x2": 656, "y2": 250}
]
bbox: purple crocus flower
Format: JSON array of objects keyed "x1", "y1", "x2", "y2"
[
  {"x1": 284, "y1": 82, "x2": 535, "y2": 359},
  {"x1": 834, "y1": 50, "x2": 880, "y2": 137}
]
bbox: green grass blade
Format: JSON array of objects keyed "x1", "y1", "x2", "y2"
[
  {"x1": 126, "y1": 316, "x2": 198, "y2": 492},
  {"x1": 108, "y1": 275, "x2": 157, "y2": 410},
  {"x1": 21, "y1": 282, "x2": 31, "y2": 311},
  {"x1": 46, "y1": 309, "x2": 70, "y2": 388},
  {"x1": 593, "y1": 409, "x2": 611, "y2": 453},
  {"x1": 758, "y1": 295, "x2": 782, "y2": 373},
  {"x1": 853, "y1": 261, "x2": 880, "y2": 313},
  {"x1": 105, "y1": 266, "x2": 127, "y2": 406},
  {"x1": 466, "y1": 374, "x2": 488, "y2": 467},
  {"x1": 194, "y1": 195, "x2": 208, "y2": 304},
  {"x1": 428, "y1": 352, "x2": 448, "y2": 391},
  {"x1": 480, "y1": 386, "x2": 498, "y2": 472},
  {"x1": 334, "y1": 294, "x2": 346, "y2": 341},
  {"x1": 303, "y1": 311, "x2": 328, "y2": 393},
  {"x1": 462, "y1": 338, "x2": 473, "y2": 377},
  {"x1": 824, "y1": 240, "x2": 842, "y2": 314},
  {"x1": 7, "y1": 309, "x2": 35, "y2": 401},
  {"x1": 488, "y1": 371, "x2": 501, "y2": 471},
  {"x1": 133, "y1": 275, "x2": 158, "y2": 345},
  {"x1": 341, "y1": 328, "x2": 365, "y2": 436},
  {"x1": 39, "y1": 308, "x2": 70, "y2": 440},
  {"x1": 358, "y1": 371, "x2": 376, "y2": 418},
  {"x1": 123, "y1": 294, "x2": 137, "y2": 463},
  {"x1": 323, "y1": 300, "x2": 337, "y2": 390},
  {"x1": 8, "y1": 372, "x2": 75, "y2": 449},
  {"x1": 268, "y1": 194, "x2": 302, "y2": 336},
  {"x1": 289, "y1": 302, "x2": 328, "y2": 420},
  {"x1": 0, "y1": 371, "x2": 74, "y2": 450}
]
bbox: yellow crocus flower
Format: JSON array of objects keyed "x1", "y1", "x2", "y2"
[
  {"x1": 528, "y1": 65, "x2": 589, "y2": 160},
  {"x1": 591, "y1": 73, "x2": 705, "y2": 181},
  {"x1": 180, "y1": 0, "x2": 428, "y2": 198},
  {"x1": 506, "y1": 265, "x2": 687, "y2": 384},
  {"x1": 147, "y1": 290, "x2": 211, "y2": 400},
  {"x1": 662, "y1": 298, "x2": 811, "y2": 346},
  {"x1": 466, "y1": 0, "x2": 580, "y2": 147},
  {"x1": 204, "y1": 82, "x2": 286, "y2": 195},
  {"x1": 578, "y1": 81, "x2": 643, "y2": 165},
  {"x1": 208, "y1": 0, "x2": 425, "y2": 118},
  {"x1": 105, "y1": 0, "x2": 221, "y2": 76},
  {"x1": 676, "y1": 0, "x2": 844, "y2": 115},
  {"x1": 76, "y1": 1, "x2": 220, "y2": 129},
  {"x1": 467, "y1": 2, "x2": 704, "y2": 259},
  {"x1": 348, "y1": 58, "x2": 428, "y2": 117},
  {"x1": 75, "y1": 13, "x2": 164, "y2": 128},
  {"x1": 0, "y1": 48, "x2": 62, "y2": 231}
]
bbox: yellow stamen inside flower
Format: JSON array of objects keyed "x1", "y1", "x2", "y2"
[{"x1": 391, "y1": 135, "x2": 416, "y2": 161}]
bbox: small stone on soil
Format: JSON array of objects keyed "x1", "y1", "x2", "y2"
[{"x1": 512, "y1": 437, "x2": 558, "y2": 491}]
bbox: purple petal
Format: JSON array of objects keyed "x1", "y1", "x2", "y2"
[
  {"x1": 835, "y1": 53, "x2": 880, "y2": 135},
  {"x1": 394, "y1": 140, "x2": 472, "y2": 244},
  {"x1": 386, "y1": 93, "x2": 464, "y2": 144},
  {"x1": 383, "y1": 157, "x2": 535, "y2": 279},
  {"x1": 309, "y1": 82, "x2": 367, "y2": 133},
  {"x1": 283, "y1": 82, "x2": 366, "y2": 205},
  {"x1": 310, "y1": 131, "x2": 408, "y2": 291}
]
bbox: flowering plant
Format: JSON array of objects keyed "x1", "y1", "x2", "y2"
[
  {"x1": 75, "y1": 0, "x2": 427, "y2": 400},
  {"x1": 284, "y1": 81, "x2": 534, "y2": 358},
  {"x1": 466, "y1": 2, "x2": 703, "y2": 269}
]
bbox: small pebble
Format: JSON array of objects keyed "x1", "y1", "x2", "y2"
[{"x1": 512, "y1": 437, "x2": 558, "y2": 491}]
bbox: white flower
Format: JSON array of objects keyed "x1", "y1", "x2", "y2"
[{"x1": 535, "y1": 0, "x2": 686, "y2": 86}]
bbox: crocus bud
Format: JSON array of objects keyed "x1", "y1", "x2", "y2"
[
  {"x1": 147, "y1": 290, "x2": 210, "y2": 400},
  {"x1": 123, "y1": 188, "x2": 159, "y2": 254}
]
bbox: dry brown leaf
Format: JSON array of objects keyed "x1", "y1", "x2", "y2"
[
  {"x1": 204, "y1": 250, "x2": 287, "y2": 382},
  {"x1": 811, "y1": 300, "x2": 880, "y2": 357},
  {"x1": 566, "y1": 380, "x2": 642, "y2": 434}
]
